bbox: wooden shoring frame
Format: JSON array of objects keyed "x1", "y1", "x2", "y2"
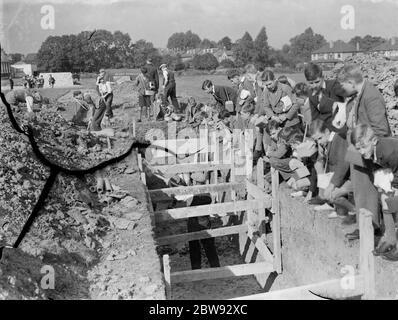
[
  {"x1": 137, "y1": 136, "x2": 281, "y2": 299},
  {"x1": 231, "y1": 208, "x2": 376, "y2": 300}
]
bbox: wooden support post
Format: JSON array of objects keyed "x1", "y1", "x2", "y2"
[
  {"x1": 211, "y1": 130, "x2": 219, "y2": 203},
  {"x1": 171, "y1": 261, "x2": 274, "y2": 283},
  {"x1": 155, "y1": 199, "x2": 270, "y2": 222},
  {"x1": 230, "y1": 135, "x2": 236, "y2": 213},
  {"x1": 132, "y1": 116, "x2": 136, "y2": 139},
  {"x1": 359, "y1": 208, "x2": 376, "y2": 300},
  {"x1": 152, "y1": 163, "x2": 232, "y2": 175},
  {"x1": 163, "y1": 254, "x2": 171, "y2": 300},
  {"x1": 167, "y1": 121, "x2": 177, "y2": 165},
  {"x1": 137, "y1": 153, "x2": 146, "y2": 185},
  {"x1": 149, "y1": 182, "x2": 245, "y2": 198},
  {"x1": 156, "y1": 224, "x2": 248, "y2": 246},
  {"x1": 244, "y1": 128, "x2": 254, "y2": 179},
  {"x1": 271, "y1": 168, "x2": 282, "y2": 273}
]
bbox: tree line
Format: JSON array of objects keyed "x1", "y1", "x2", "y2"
[{"x1": 30, "y1": 28, "x2": 389, "y2": 73}]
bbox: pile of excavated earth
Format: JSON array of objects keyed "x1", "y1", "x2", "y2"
[
  {"x1": 328, "y1": 53, "x2": 398, "y2": 135},
  {"x1": 0, "y1": 91, "x2": 164, "y2": 300}
]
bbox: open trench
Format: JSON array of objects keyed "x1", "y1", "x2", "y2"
[{"x1": 141, "y1": 153, "x2": 272, "y2": 300}]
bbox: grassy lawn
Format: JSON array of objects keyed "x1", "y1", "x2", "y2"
[{"x1": 175, "y1": 73, "x2": 306, "y2": 104}]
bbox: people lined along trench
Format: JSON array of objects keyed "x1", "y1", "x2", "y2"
[
  {"x1": 3, "y1": 61, "x2": 398, "y2": 267},
  {"x1": 134, "y1": 61, "x2": 398, "y2": 265}
]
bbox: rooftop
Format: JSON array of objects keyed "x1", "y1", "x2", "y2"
[
  {"x1": 372, "y1": 37, "x2": 398, "y2": 51},
  {"x1": 313, "y1": 40, "x2": 360, "y2": 54}
]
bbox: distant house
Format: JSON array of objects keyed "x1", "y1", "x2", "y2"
[
  {"x1": 181, "y1": 48, "x2": 201, "y2": 62},
  {"x1": 214, "y1": 49, "x2": 234, "y2": 63},
  {"x1": 1, "y1": 48, "x2": 12, "y2": 78},
  {"x1": 311, "y1": 40, "x2": 362, "y2": 67},
  {"x1": 11, "y1": 61, "x2": 37, "y2": 76},
  {"x1": 371, "y1": 37, "x2": 398, "y2": 58}
]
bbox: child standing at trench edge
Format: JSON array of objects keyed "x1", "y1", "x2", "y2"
[{"x1": 351, "y1": 124, "x2": 398, "y2": 261}]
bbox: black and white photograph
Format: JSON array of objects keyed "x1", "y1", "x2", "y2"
[{"x1": 0, "y1": 0, "x2": 398, "y2": 305}]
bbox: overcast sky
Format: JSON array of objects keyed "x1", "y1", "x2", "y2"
[{"x1": 1, "y1": 0, "x2": 397, "y2": 54}]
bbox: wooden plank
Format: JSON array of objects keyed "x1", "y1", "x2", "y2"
[
  {"x1": 171, "y1": 261, "x2": 274, "y2": 283},
  {"x1": 359, "y1": 208, "x2": 376, "y2": 299},
  {"x1": 271, "y1": 168, "x2": 282, "y2": 274},
  {"x1": 149, "y1": 182, "x2": 245, "y2": 197},
  {"x1": 137, "y1": 153, "x2": 147, "y2": 185},
  {"x1": 231, "y1": 275, "x2": 365, "y2": 300},
  {"x1": 248, "y1": 234, "x2": 274, "y2": 264},
  {"x1": 230, "y1": 138, "x2": 236, "y2": 214},
  {"x1": 154, "y1": 199, "x2": 271, "y2": 222},
  {"x1": 244, "y1": 128, "x2": 254, "y2": 178},
  {"x1": 132, "y1": 116, "x2": 136, "y2": 139},
  {"x1": 163, "y1": 255, "x2": 171, "y2": 300},
  {"x1": 246, "y1": 180, "x2": 272, "y2": 205},
  {"x1": 256, "y1": 157, "x2": 264, "y2": 189},
  {"x1": 156, "y1": 225, "x2": 248, "y2": 246},
  {"x1": 152, "y1": 163, "x2": 233, "y2": 175}
]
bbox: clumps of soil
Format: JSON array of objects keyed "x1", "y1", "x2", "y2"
[{"x1": 0, "y1": 98, "x2": 152, "y2": 299}]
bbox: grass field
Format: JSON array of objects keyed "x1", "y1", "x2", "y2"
[
  {"x1": 175, "y1": 73, "x2": 306, "y2": 104},
  {"x1": 1, "y1": 72, "x2": 305, "y2": 107}
]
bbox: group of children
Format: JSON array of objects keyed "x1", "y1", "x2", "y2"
[{"x1": 178, "y1": 62, "x2": 398, "y2": 262}]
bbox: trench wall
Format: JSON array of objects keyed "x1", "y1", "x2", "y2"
[{"x1": 267, "y1": 185, "x2": 398, "y2": 299}]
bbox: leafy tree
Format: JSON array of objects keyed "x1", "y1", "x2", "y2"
[
  {"x1": 232, "y1": 32, "x2": 255, "y2": 67},
  {"x1": 349, "y1": 35, "x2": 386, "y2": 52},
  {"x1": 167, "y1": 30, "x2": 201, "y2": 50},
  {"x1": 131, "y1": 39, "x2": 160, "y2": 68},
  {"x1": 218, "y1": 36, "x2": 232, "y2": 50},
  {"x1": 253, "y1": 26, "x2": 270, "y2": 69},
  {"x1": 37, "y1": 29, "x2": 163, "y2": 72},
  {"x1": 184, "y1": 30, "x2": 201, "y2": 49},
  {"x1": 200, "y1": 38, "x2": 217, "y2": 49},
  {"x1": 9, "y1": 53, "x2": 24, "y2": 64},
  {"x1": 192, "y1": 53, "x2": 219, "y2": 70},
  {"x1": 167, "y1": 32, "x2": 186, "y2": 50},
  {"x1": 289, "y1": 27, "x2": 327, "y2": 62},
  {"x1": 219, "y1": 59, "x2": 235, "y2": 68}
]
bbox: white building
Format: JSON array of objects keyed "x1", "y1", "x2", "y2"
[
  {"x1": 371, "y1": 37, "x2": 398, "y2": 58},
  {"x1": 10, "y1": 61, "x2": 37, "y2": 76}
]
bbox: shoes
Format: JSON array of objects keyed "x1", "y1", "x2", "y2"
[
  {"x1": 314, "y1": 203, "x2": 334, "y2": 211},
  {"x1": 328, "y1": 211, "x2": 338, "y2": 219},
  {"x1": 345, "y1": 229, "x2": 360, "y2": 240},
  {"x1": 345, "y1": 228, "x2": 383, "y2": 241},
  {"x1": 382, "y1": 247, "x2": 398, "y2": 261},
  {"x1": 137, "y1": 119, "x2": 142, "y2": 123},
  {"x1": 342, "y1": 214, "x2": 356, "y2": 225},
  {"x1": 308, "y1": 196, "x2": 327, "y2": 205},
  {"x1": 373, "y1": 241, "x2": 396, "y2": 256}
]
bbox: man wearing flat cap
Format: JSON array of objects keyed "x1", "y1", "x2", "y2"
[
  {"x1": 97, "y1": 68, "x2": 114, "y2": 119},
  {"x1": 159, "y1": 63, "x2": 179, "y2": 112}
]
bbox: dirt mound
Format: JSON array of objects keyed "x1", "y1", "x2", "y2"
[
  {"x1": 112, "y1": 81, "x2": 139, "y2": 108},
  {"x1": 327, "y1": 53, "x2": 398, "y2": 135},
  {"x1": 0, "y1": 102, "x2": 138, "y2": 299}
]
